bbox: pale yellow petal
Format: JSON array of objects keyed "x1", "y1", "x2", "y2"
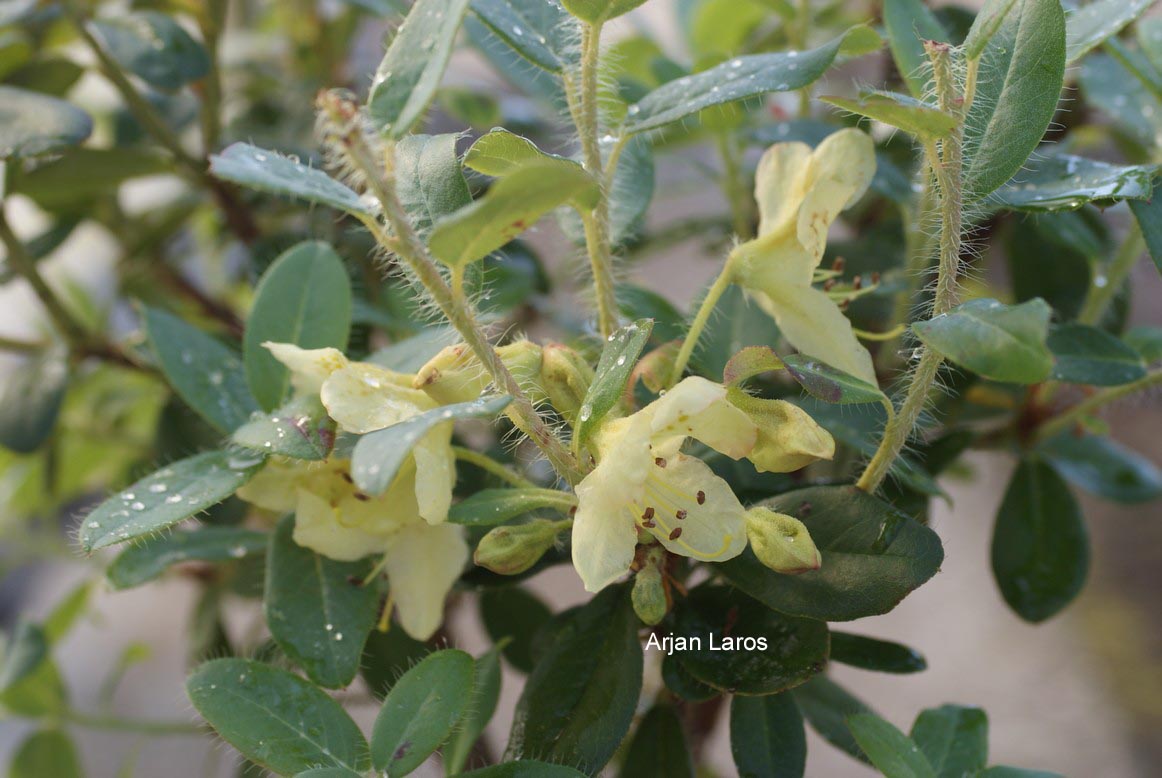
[
  {"x1": 797, "y1": 129, "x2": 876, "y2": 262},
  {"x1": 571, "y1": 474, "x2": 640, "y2": 592},
  {"x1": 235, "y1": 459, "x2": 306, "y2": 513},
  {"x1": 412, "y1": 422, "x2": 454, "y2": 524},
  {"x1": 292, "y1": 488, "x2": 386, "y2": 561},
  {"x1": 648, "y1": 376, "x2": 757, "y2": 460},
  {"x1": 320, "y1": 363, "x2": 433, "y2": 433},
  {"x1": 263, "y1": 343, "x2": 348, "y2": 395},
  {"x1": 382, "y1": 521, "x2": 468, "y2": 640},
  {"x1": 737, "y1": 396, "x2": 836, "y2": 472},
  {"x1": 755, "y1": 141, "x2": 813, "y2": 239},
  {"x1": 641, "y1": 454, "x2": 747, "y2": 562}
]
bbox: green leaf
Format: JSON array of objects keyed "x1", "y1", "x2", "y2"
[
  {"x1": 618, "y1": 704, "x2": 693, "y2": 778},
  {"x1": 830, "y1": 632, "x2": 927, "y2": 674},
  {"x1": 1080, "y1": 53, "x2": 1162, "y2": 151},
  {"x1": 265, "y1": 516, "x2": 381, "y2": 689},
  {"x1": 671, "y1": 585, "x2": 828, "y2": 695},
  {"x1": 79, "y1": 451, "x2": 262, "y2": 552},
  {"x1": 912, "y1": 298, "x2": 1053, "y2": 384},
  {"x1": 448, "y1": 487, "x2": 576, "y2": 527},
  {"x1": 782, "y1": 354, "x2": 885, "y2": 405},
  {"x1": 361, "y1": 627, "x2": 430, "y2": 699},
  {"x1": 444, "y1": 647, "x2": 503, "y2": 774},
  {"x1": 295, "y1": 770, "x2": 364, "y2": 778},
  {"x1": 962, "y1": 0, "x2": 1066, "y2": 198},
  {"x1": 1047, "y1": 324, "x2": 1147, "y2": 386},
  {"x1": 792, "y1": 675, "x2": 874, "y2": 763},
  {"x1": 718, "y1": 485, "x2": 944, "y2": 621},
  {"x1": 992, "y1": 459, "x2": 1089, "y2": 622},
  {"x1": 368, "y1": 0, "x2": 473, "y2": 136},
  {"x1": 43, "y1": 583, "x2": 92, "y2": 644},
  {"x1": 910, "y1": 705, "x2": 988, "y2": 778},
  {"x1": 822, "y1": 90, "x2": 957, "y2": 140},
  {"x1": 1039, "y1": 433, "x2": 1162, "y2": 504},
  {"x1": 144, "y1": 306, "x2": 260, "y2": 433},
  {"x1": 469, "y1": 0, "x2": 574, "y2": 72},
  {"x1": 1125, "y1": 325, "x2": 1162, "y2": 363},
  {"x1": 723, "y1": 345, "x2": 784, "y2": 386},
  {"x1": 0, "y1": 622, "x2": 47, "y2": 695},
  {"x1": 574, "y1": 319, "x2": 653, "y2": 450},
  {"x1": 210, "y1": 143, "x2": 374, "y2": 217},
  {"x1": 370, "y1": 649, "x2": 475, "y2": 775},
  {"x1": 428, "y1": 161, "x2": 598, "y2": 267},
  {"x1": 243, "y1": 241, "x2": 352, "y2": 410},
  {"x1": 187, "y1": 658, "x2": 371, "y2": 775},
  {"x1": 661, "y1": 654, "x2": 718, "y2": 702},
  {"x1": 698, "y1": 285, "x2": 783, "y2": 379},
  {"x1": 1065, "y1": 0, "x2": 1153, "y2": 65},
  {"x1": 0, "y1": 86, "x2": 92, "y2": 159},
  {"x1": 466, "y1": 128, "x2": 581, "y2": 178},
  {"x1": 107, "y1": 527, "x2": 267, "y2": 589},
  {"x1": 506, "y1": 585, "x2": 642, "y2": 774},
  {"x1": 88, "y1": 12, "x2": 210, "y2": 91},
  {"x1": 617, "y1": 285, "x2": 685, "y2": 343},
  {"x1": 480, "y1": 586, "x2": 553, "y2": 673},
  {"x1": 396, "y1": 133, "x2": 473, "y2": 234},
  {"x1": 459, "y1": 764, "x2": 587, "y2": 778},
  {"x1": 561, "y1": 0, "x2": 647, "y2": 23},
  {"x1": 352, "y1": 394, "x2": 512, "y2": 495},
  {"x1": 1130, "y1": 185, "x2": 1162, "y2": 277},
  {"x1": 976, "y1": 768, "x2": 1063, "y2": 778},
  {"x1": 10, "y1": 729, "x2": 81, "y2": 778},
  {"x1": 12, "y1": 147, "x2": 171, "y2": 210},
  {"x1": 0, "y1": 346, "x2": 67, "y2": 453},
  {"x1": 624, "y1": 26, "x2": 882, "y2": 135},
  {"x1": 962, "y1": 0, "x2": 1019, "y2": 61},
  {"x1": 883, "y1": 0, "x2": 950, "y2": 98},
  {"x1": 730, "y1": 693, "x2": 806, "y2": 778},
  {"x1": 992, "y1": 155, "x2": 1158, "y2": 212},
  {"x1": 233, "y1": 395, "x2": 338, "y2": 461},
  {"x1": 847, "y1": 714, "x2": 936, "y2": 778}
]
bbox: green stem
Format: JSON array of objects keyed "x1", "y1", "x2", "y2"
[
  {"x1": 0, "y1": 333, "x2": 47, "y2": 353},
  {"x1": 795, "y1": 0, "x2": 812, "y2": 115},
  {"x1": 668, "y1": 257, "x2": 736, "y2": 387},
  {"x1": 197, "y1": 0, "x2": 228, "y2": 155},
  {"x1": 1034, "y1": 370, "x2": 1162, "y2": 443},
  {"x1": 452, "y1": 445, "x2": 538, "y2": 490},
  {"x1": 716, "y1": 133, "x2": 753, "y2": 240},
  {"x1": 62, "y1": 709, "x2": 205, "y2": 736},
  {"x1": 1077, "y1": 223, "x2": 1144, "y2": 326}
]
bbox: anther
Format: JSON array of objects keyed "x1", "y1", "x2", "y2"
[
  {"x1": 654, "y1": 457, "x2": 667, "y2": 468},
  {"x1": 669, "y1": 528, "x2": 683, "y2": 540},
  {"x1": 696, "y1": 490, "x2": 706, "y2": 505},
  {"x1": 642, "y1": 506, "x2": 655, "y2": 520},
  {"x1": 852, "y1": 274, "x2": 863, "y2": 290},
  {"x1": 676, "y1": 509, "x2": 687, "y2": 520}
]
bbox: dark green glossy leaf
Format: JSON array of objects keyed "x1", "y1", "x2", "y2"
[
  {"x1": 361, "y1": 626, "x2": 429, "y2": 699},
  {"x1": 0, "y1": 86, "x2": 92, "y2": 159},
  {"x1": 1125, "y1": 325, "x2": 1162, "y2": 364},
  {"x1": 830, "y1": 632, "x2": 927, "y2": 674},
  {"x1": 88, "y1": 12, "x2": 209, "y2": 90},
  {"x1": 976, "y1": 768, "x2": 1063, "y2": 778},
  {"x1": 993, "y1": 156, "x2": 1157, "y2": 212},
  {"x1": 107, "y1": 527, "x2": 267, "y2": 590},
  {"x1": 469, "y1": 0, "x2": 574, "y2": 72},
  {"x1": 0, "y1": 346, "x2": 67, "y2": 453},
  {"x1": 574, "y1": 319, "x2": 653, "y2": 450},
  {"x1": 243, "y1": 241, "x2": 352, "y2": 411},
  {"x1": 79, "y1": 451, "x2": 263, "y2": 552},
  {"x1": 396, "y1": 133, "x2": 473, "y2": 235},
  {"x1": 264, "y1": 516, "x2": 380, "y2": 689},
  {"x1": 672, "y1": 585, "x2": 828, "y2": 695},
  {"x1": 1130, "y1": 185, "x2": 1162, "y2": 277},
  {"x1": 1065, "y1": 0, "x2": 1153, "y2": 65},
  {"x1": 661, "y1": 653, "x2": 719, "y2": 702},
  {"x1": 480, "y1": 586, "x2": 553, "y2": 673},
  {"x1": 618, "y1": 704, "x2": 693, "y2": 778},
  {"x1": 883, "y1": 0, "x2": 949, "y2": 98},
  {"x1": 444, "y1": 647, "x2": 503, "y2": 774},
  {"x1": 1047, "y1": 324, "x2": 1147, "y2": 386},
  {"x1": 730, "y1": 693, "x2": 806, "y2": 778},
  {"x1": 145, "y1": 306, "x2": 260, "y2": 433},
  {"x1": 10, "y1": 729, "x2": 81, "y2": 778},
  {"x1": 992, "y1": 459, "x2": 1089, "y2": 622},
  {"x1": 912, "y1": 298, "x2": 1053, "y2": 384},
  {"x1": 448, "y1": 487, "x2": 576, "y2": 527},
  {"x1": 506, "y1": 585, "x2": 642, "y2": 774},
  {"x1": 782, "y1": 354, "x2": 885, "y2": 405},
  {"x1": 823, "y1": 91, "x2": 956, "y2": 139},
  {"x1": 368, "y1": 0, "x2": 472, "y2": 136},
  {"x1": 187, "y1": 658, "x2": 370, "y2": 775},
  {"x1": 370, "y1": 649, "x2": 475, "y2": 775},
  {"x1": 910, "y1": 705, "x2": 988, "y2": 778},
  {"x1": 210, "y1": 143, "x2": 373, "y2": 217},
  {"x1": 459, "y1": 764, "x2": 587, "y2": 778},
  {"x1": 616, "y1": 286, "x2": 684, "y2": 343},
  {"x1": 294, "y1": 769, "x2": 363, "y2": 778},
  {"x1": 791, "y1": 675, "x2": 874, "y2": 763},
  {"x1": 1039, "y1": 433, "x2": 1162, "y2": 504},
  {"x1": 847, "y1": 714, "x2": 936, "y2": 778},
  {"x1": 352, "y1": 395, "x2": 511, "y2": 495},
  {"x1": 718, "y1": 485, "x2": 944, "y2": 621},
  {"x1": 233, "y1": 396, "x2": 337, "y2": 461},
  {"x1": 698, "y1": 285, "x2": 782, "y2": 380},
  {"x1": 0, "y1": 622, "x2": 46, "y2": 695},
  {"x1": 624, "y1": 26, "x2": 882, "y2": 135}
]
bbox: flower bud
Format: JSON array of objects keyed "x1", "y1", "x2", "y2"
[
  {"x1": 541, "y1": 342, "x2": 594, "y2": 423},
  {"x1": 631, "y1": 546, "x2": 669, "y2": 625},
  {"x1": 728, "y1": 388, "x2": 834, "y2": 473},
  {"x1": 745, "y1": 507, "x2": 821, "y2": 574},
  {"x1": 473, "y1": 519, "x2": 564, "y2": 575},
  {"x1": 415, "y1": 341, "x2": 545, "y2": 405}
]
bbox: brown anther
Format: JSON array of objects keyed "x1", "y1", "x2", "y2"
[
  {"x1": 353, "y1": 492, "x2": 370, "y2": 502},
  {"x1": 697, "y1": 490, "x2": 706, "y2": 505},
  {"x1": 676, "y1": 510, "x2": 688, "y2": 520},
  {"x1": 852, "y1": 274, "x2": 863, "y2": 290},
  {"x1": 669, "y1": 527, "x2": 683, "y2": 540},
  {"x1": 831, "y1": 257, "x2": 846, "y2": 272},
  {"x1": 823, "y1": 278, "x2": 837, "y2": 292},
  {"x1": 654, "y1": 457, "x2": 667, "y2": 468},
  {"x1": 871, "y1": 271, "x2": 881, "y2": 284},
  {"x1": 340, "y1": 472, "x2": 354, "y2": 484},
  {"x1": 642, "y1": 506, "x2": 655, "y2": 520},
  {"x1": 643, "y1": 519, "x2": 657, "y2": 528},
  {"x1": 569, "y1": 505, "x2": 578, "y2": 516}
]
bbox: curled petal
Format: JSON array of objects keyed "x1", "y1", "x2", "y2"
[
  {"x1": 382, "y1": 522, "x2": 468, "y2": 640},
  {"x1": 736, "y1": 394, "x2": 836, "y2": 473},
  {"x1": 321, "y1": 363, "x2": 432, "y2": 433},
  {"x1": 648, "y1": 376, "x2": 757, "y2": 460},
  {"x1": 263, "y1": 342, "x2": 348, "y2": 395}
]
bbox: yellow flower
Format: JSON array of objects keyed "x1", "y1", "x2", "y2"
[
  {"x1": 731, "y1": 128, "x2": 878, "y2": 383},
  {"x1": 571, "y1": 377, "x2": 834, "y2": 592}
]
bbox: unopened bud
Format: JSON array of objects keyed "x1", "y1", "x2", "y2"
[
  {"x1": 745, "y1": 507, "x2": 821, "y2": 574},
  {"x1": 631, "y1": 546, "x2": 669, "y2": 625},
  {"x1": 415, "y1": 341, "x2": 545, "y2": 405},
  {"x1": 541, "y1": 343, "x2": 595, "y2": 423},
  {"x1": 473, "y1": 519, "x2": 565, "y2": 575},
  {"x1": 727, "y1": 389, "x2": 834, "y2": 473}
]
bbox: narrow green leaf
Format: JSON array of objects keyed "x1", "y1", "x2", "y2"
[
  {"x1": 43, "y1": 583, "x2": 92, "y2": 644},
  {"x1": 233, "y1": 395, "x2": 337, "y2": 461},
  {"x1": 963, "y1": 0, "x2": 1019, "y2": 60},
  {"x1": 624, "y1": 26, "x2": 882, "y2": 135},
  {"x1": 10, "y1": 729, "x2": 81, "y2": 778},
  {"x1": 823, "y1": 90, "x2": 957, "y2": 139},
  {"x1": 352, "y1": 395, "x2": 512, "y2": 495},
  {"x1": 1066, "y1": 0, "x2": 1154, "y2": 65},
  {"x1": 506, "y1": 585, "x2": 642, "y2": 774},
  {"x1": 991, "y1": 459, "x2": 1089, "y2": 622},
  {"x1": 144, "y1": 306, "x2": 260, "y2": 433},
  {"x1": 107, "y1": 527, "x2": 267, "y2": 590},
  {"x1": 469, "y1": 0, "x2": 574, "y2": 72},
  {"x1": 0, "y1": 85, "x2": 93, "y2": 159},
  {"x1": 574, "y1": 318, "x2": 653, "y2": 450},
  {"x1": 187, "y1": 658, "x2": 371, "y2": 775},
  {"x1": 912, "y1": 298, "x2": 1054, "y2": 384},
  {"x1": 782, "y1": 354, "x2": 885, "y2": 405},
  {"x1": 847, "y1": 714, "x2": 936, "y2": 778},
  {"x1": 993, "y1": 155, "x2": 1158, "y2": 212},
  {"x1": 962, "y1": 0, "x2": 1066, "y2": 198},
  {"x1": 830, "y1": 632, "x2": 927, "y2": 674},
  {"x1": 0, "y1": 346, "x2": 67, "y2": 453},
  {"x1": 723, "y1": 345, "x2": 784, "y2": 386},
  {"x1": 370, "y1": 649, "x2": 476, "y2": 775},
  {"x1": 910, "y1": 705, "x2": 988, "y2": 778},
  {"x1": 0, "y1": 623, "x2": 47, "y2": 695},
  {"x1": 618, "y1": 704, "x2": 693, "y2": 778},
  {"x1": 449, "y1": 487, "x2": 576, "y2": 527},
  {"x1": 1039, "y1": 433, "x2": 1162, "y2": 504},
  {"x1": 79, "y1": 451, "x2": 263, "y2": 552},
  {"x1": 1047, "y1": 324, "x2": 1147, "y2": 386},
  {"x1": 792, "y1": 675, "x2": 874, "y2": 763},
  {"x1": 883, "y1": 0, "x2": 950, "y2": 98},
  {"x1": 561, "y1": 0, "x2": 647, "y2": 23},
  {"x1": 718, "y1": 485, "x2": 944, "y2": 621},
  {"x1": 210, "y1": 143, "x2": 373, "y2": 217},
  {"x1": 368, "y1": 0, "x2": 473, "y2": 136},
  {"x1": 730, "y1": 693, "x2": 806, "y2": 778},
  {"x1": 480, "y1": 586, "x2": 553, "y2": 673},
  {"x1": 1130, "y1": 185, "x2": 1162, "y2": 277},
  {"x1": 444, "y1": 647, "x2": 503, "y2": 774},
  {"x1": 265, "y1": 516, "x2": 380, "y2": 689},
  {"x1": 88, "y1": 12, "x2": 210, "y2": 90},
  {"x1": 396, "y1": 133, "x2": 473, "y2": 234},
  {"x1": 459, "y1": 764, "x2": 587, "y2": 778},
  {"x1": 243, "y1": 241, "x2": 352, "y2": 411}
]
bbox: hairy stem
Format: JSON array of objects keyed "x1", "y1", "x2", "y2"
[
  {"x1": 1077, "y1": 223, "x2": 1145, "y2": 326},
  {"x1": 1035, "y1": 370, "x2": 1162, "y2": 443},
  {"x1": 668, "y1": 257, "x2": 736, "y2": 387},
  {"x1": 451, "y1": 446, "x2": 539, "y2": 490}
]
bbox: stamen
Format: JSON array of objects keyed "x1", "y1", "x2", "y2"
[
  {"x1": 696, "y1": 490, "x2": 706, "y2": 505},
  {"x1": 669, "y1": 528, "x2": 683, "y2": 540},
  {"x1": 654, "y1": 457, "x2": 667, "y2": 468},
  {"x1": 675, "y1": 509, "x2": 687, "y2": 520},
  {"x1": 642, "y1": 506, "x2": 655, "y2": 520}
]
